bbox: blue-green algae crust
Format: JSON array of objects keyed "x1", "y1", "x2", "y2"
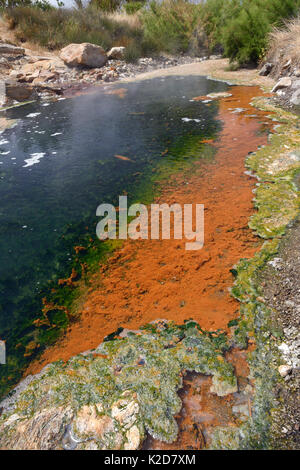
[{"x1": 0, "y1": 320, "x2": 237, "y2": 449}]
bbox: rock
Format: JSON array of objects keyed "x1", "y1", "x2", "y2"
[
  {"x1": 0, "y1": 406, "x2": 73, "y2": 450},
  {"x1": 9, "y1": 70, "x2": 24, "y2": 80},
  {"x1": 290, "y1": 89, "x2": 300, "y2": 106},
  {"x1": 124, "y1": 425, "x2": 141, "y2": 450},
  {"x1": 259, "y1": 62, "x2": 273, "y2": 76},
  {"x1": 232, "y1": 403, "x2": 250, "y2": 417},
  {"x1": 278, "y1": 364, "x2": 292, "y2": 377},
  {"x1": 291, "y1": 80, "x2": 300, "y2": 89},
  {"x1": 72, "y1": 405, "x2": 114, "y2": 441},
  {"x1": 108, "y1": 46, "x2": 126, "y2": 60},
  {"x1": 0, "y1": 57, "x2": 12, "y2": 70},
  {"x1": 282, "y1": 59, "x2": 292, "y2": 69},
  {"x1": 60, "y1": 43, "x2": 107, "y2": 68},
  {"x1": 111, "y1": 393, "x2": 139, "y2": 429},
  {"x1": 102, "y1": 69, "x2": 118, "y2": 82},
  {"x1": 32, "y1": 71, "x2": 58, "y2": 85},
  {"x1": 272, "y1": 77, "x2": 292, "y2": 93},
  {"x1": 21, "y1": 58, "x2": 67, "y2": 77},
  {"x1": 5, "y1": 81, "x2": 34, "y2": 102},
  {"x1": 294, "y1": 69, "x2": 300, "y2": 77},
  {"x1": 0, "y1": 43, "x2": 25, "y2": 56},
  {"x1": 206, "y1": 92, "x2": 233, "y2": 99}
]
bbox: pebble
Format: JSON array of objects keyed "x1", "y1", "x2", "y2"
[{"x1": 278, "y1": 364, "x2": 292, "y2": 377}]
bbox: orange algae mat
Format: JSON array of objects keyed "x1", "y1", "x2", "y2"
[{"x1": 27, "y1": 85, "x2": 271, "y2": 375}]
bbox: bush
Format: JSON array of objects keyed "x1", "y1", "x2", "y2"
[
  {"x1": 124, "y1": 1, "x2": 145, "y2": 15},
  {"x1": 89, "y1": 0, "x2": 122, "y2": 13},
  {"x1": 142, "y1": 0, "x2": 202, "y2": 55},
  {"x1": 265, "y1": 16, "x2": 300, "y2": 78},
  {"x1": 123, "y1": 41, "x2": 142, "y2": 62},
  {"x1": 221, "y1": 3, "x2": 271, "y2": 65},
  {"x1": 202, "y1": 0, "x2": 300, "y2": 65}
]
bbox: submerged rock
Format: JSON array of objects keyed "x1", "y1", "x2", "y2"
[
  {"x1": 0, "y1": 320, "x2": 237, "y2": 450},
  {"x1": 5, "y1": 80, "x2": 35, "y2": 102},
  {"x1": 207, "y1": 92, "x2": 233, "y2": 100}
]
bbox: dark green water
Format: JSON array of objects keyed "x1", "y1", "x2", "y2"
[{"x1": 0, "y1": 75, "x2": 228, "y2": 396}]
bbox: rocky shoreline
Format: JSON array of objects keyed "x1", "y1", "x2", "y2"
[
  {"x1": 262, "y1": 218, "x2": 300, "y2": 449},
  {"x1": 259, "y1": 60, "x2": 300, "y2": 110},
  {"x1": 0, "y1": 39, "x2": 218, "y2": 107}
]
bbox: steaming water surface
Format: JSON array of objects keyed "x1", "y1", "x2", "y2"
[{"x1": 0, "y1": 75, "x2": 228, "y2": 389}]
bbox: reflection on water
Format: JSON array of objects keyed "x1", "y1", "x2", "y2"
[{"x1": 0, "y1": 75, "x2": 228, "y2": 393}]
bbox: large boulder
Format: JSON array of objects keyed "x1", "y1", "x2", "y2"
[
  {"x1": 60, "y1": 43, "x2": 107, "y2": 68},
  {"x1": 107, "y1": 46, "x2": 126, "y2": 60}
]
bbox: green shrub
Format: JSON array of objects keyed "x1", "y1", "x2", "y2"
[
  {"x1": 221, "y1": 4, "x2": 271, "y2": 65},
  {"x1": 89, "y1": 0, "x2": 122, "y2": 13},
  {"x1": 124, "y1": 1, "x2": 145, "y2": 15},
  {"x1": 142, "y1": 0, "x2": 202, "y2": 55},
  {"x1": 202, "y1": 0, "x2": 300, "y2": 65},
  {"x1": 123, "y1": 41, "x2": 142, "y2": 62}
]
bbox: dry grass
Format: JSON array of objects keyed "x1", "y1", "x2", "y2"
[
  {"x1": 265, "y1": 16, "x2": 300, "y2": 78},
  {"x1": 106, "y1": 11, "x2": 141, "y2": 29},
  {"x1": 4, "y1": 6, "x2": 146, "y2": 53}
]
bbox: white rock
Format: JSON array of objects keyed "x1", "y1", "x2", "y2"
[
  {"x1": 282, "y1": 59, "x2": 292, "y2": 69},
  {"x1": 291, "y1": 88, "x2": 300, "y2": 106},
  {"x1": 111, "y1": 397, "x2": 139, "y2": 428},
  {"x1": 124, "y1": 425, "x2": 140, "y2": 450},
  {"x1": 291, "y1": 80, "x2": 300, "y2": 89},
  {"x1": 73, "y1": 404, "x2": 114, "y2": 439},
  {"x1": 272, "y1": 77, "x2": 292, "y2": 93},
  {"x1": 278, "y1": 364, "x2": 292, "y2": 377},
  {"x1": 108, "y1": 47, "x2": 126, "y2": 60}
]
